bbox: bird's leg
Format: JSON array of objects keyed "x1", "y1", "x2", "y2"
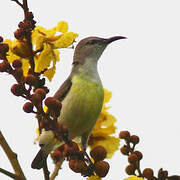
[{"x1": 81, "y1": 133, "x2": 95, "y2": 176}]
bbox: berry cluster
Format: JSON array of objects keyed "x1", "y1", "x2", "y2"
[
  {"x1": 14, "y1": 11, "x2": 36, "y2": 40},
  {"x1": 51, "y1": 144, "x2": 109, "y2": 178},
  {"x1": 119, "y1": 131, "x2": 180, "y2": 180}
]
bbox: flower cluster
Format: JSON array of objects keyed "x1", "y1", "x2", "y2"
[
  {"x1": 120, "y1": 131, "x2": 180, "y2": 180},
  {"x1": 4, "y1": 21, "x2": 78, "y2": 81}
]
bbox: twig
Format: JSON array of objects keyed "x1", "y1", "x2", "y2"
[
  {"x1": 50, "y1": 158, "x2": 65, "y2": 180},
  {"x1": 11, "y1": 0, "x2": 23, "y2": 8},
  {"x1": 0, "y1": 168, "x2": 17, "y2": 179},
  {"x1": 43, "y1": 161, "x2": 50, "y2": 180},
  {"x1": 0, "y1": 131, "x2": 26, "y2": 180}
]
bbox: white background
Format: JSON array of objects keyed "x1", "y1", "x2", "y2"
[{"x1": 0, "y1": 0, "x2": 180, "y2": 179}]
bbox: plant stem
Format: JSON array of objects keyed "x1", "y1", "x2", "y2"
[{"x1": 0, "y1": 131, "x2": 26, "y2": 180}]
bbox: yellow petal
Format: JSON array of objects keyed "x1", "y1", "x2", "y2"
[
  {"x1": 124, "y1": 176, "x2": 144, "y2": 180},
  {"x1": 4, "y1": 39, "x2": 20, "y2": 63},
  {"x1": 43, "y1": 66, "x2": 55, "y2": 81},
  {"x1": 35, "y1": 43, "x2": 53, "y2": 73},
  {"x1": 22, "y1": 59, "x2": 30, "y2": 76},
  {"x1": 56, "y1": 21, "x2": 68, "y2": 33},
  {"x1": 87, "y1": 175, "x2": 101, "y2": 180},
  {"x1": 53, "y1": 32, "x2": 78, "y2": 48},
  {"x1": 104, "y1": 89, "x2": 112, "y2": 104}
]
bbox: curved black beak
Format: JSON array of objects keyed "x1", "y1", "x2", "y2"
[{"x1": 106, "y1": 36, "x2": 127, "y2": 44}]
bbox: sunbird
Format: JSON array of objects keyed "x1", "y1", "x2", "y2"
[{"x1": 31, "y1": 36, "x2": 126, "y2": 169}]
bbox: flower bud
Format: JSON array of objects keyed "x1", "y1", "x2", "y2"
[
  {"x1": 75, "y1": 160, "x2": 88, "y2": 174},
  {"x1": 143, "y1": 168, "x2": 154, "y2": 179},
  {"x1": 44, "y1": 97, "x2": 62, "y2": 111},
  {"x1": 119, "y1": 131, "x2": 131, "y2": 140},
  {"x1": 0, "y1": 43, "x2": 9, "y2": 53},
  {"x1": 30, "y1": 93, "x2": 42, "y2": 105},
  {"x1": 120, "y1": 145, "x2": 130, "y2": 155},
  {"x1": 133, "y1": 151, "x2": 143, "y2": 160},
  {"x1": 25, "y1": 12, "x2": 34, "y2": 20},
  {"x1": 34, "y1": 88, "x2": 46, "y2": 100},
  {"x1": 25, "y1": 74, "x2": 37, "y2": 86},
  {"x1": 14, "y1": 68, "x2": 23, "y2": 81},
  {"x1": 51, "y1": 150, "x2": 63, "y2": 163},
  {"x1": 125, "y1": 164, "x2": 136, "y2": 175},
  {"x1": 128, "y1": 153, "x2": 139, "y2": 164},
  {"x1": 69, "y1": 159, "x2": 79, "y2": 173},
  {"x1": 130, "y1": 135, "x2": 140, "y2": 145},
  {"x1": 11, "y1": 84, "x2": 25, "y2": 96},
  {"x1": 90, "y1": 146, "x2": 107, "y2": 161},
  {"x1": 94, "y1": 161, "x2": 110, "y2": 178},
  {"x1": 23, "y1": 102, "x2": 34, "y2": 113},
  {"x1": 12, "y1": 59, "x2": 22, "y2": 68},
  {"x1": 14, "y1": 28, "x2": 25, "y2": 40},
  {"x1": 0, "y1": 61, "x2": 11, "y2": 72}
]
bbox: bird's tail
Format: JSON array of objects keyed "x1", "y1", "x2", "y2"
[{"x1": 31, "y1": 147, "x2": 48, "y2": 169}]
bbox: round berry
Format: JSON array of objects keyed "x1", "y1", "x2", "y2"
[
  {"x1": 23, "y1": 102, "x2": 34, "y2": 113},
  {"x1": 128, "y1": 153, "x2": 139, "y2": 164},
  {"x1": 125, "y1": 164, "x2": 136, "y2": 175},
  {"x1": 143, "y1": 168, "x2": 154, "y2": 179},
  {"x1": 90, "y1": 146, "x2": 107, "y2": 161},
  {"x1": 94, "y1": 161, "x2": 110, "y2": 178},
  {"x1": 119, "y1": 131, "x2": 131, "y2": 140}
]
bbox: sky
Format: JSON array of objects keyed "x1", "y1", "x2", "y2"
[{"x1": 0, "y1": 0, "x2": 180, "y2": 179}]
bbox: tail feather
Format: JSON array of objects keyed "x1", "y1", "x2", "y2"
[{"x1": 31, "y1": 148, "x2": 47, "y2": 169}]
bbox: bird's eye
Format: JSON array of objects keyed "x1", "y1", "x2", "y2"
[{"x1": 39, "y1": 144, "x2": 45, "y2": 147}]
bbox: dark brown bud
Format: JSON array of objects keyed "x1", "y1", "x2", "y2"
[
  {"x1": 119, "y1": 131, "x2": 131, "y2": 140},
  {"x1": 51, "y1": 150, "x2": 63, "y2": 163},
  {"x1": 0, "y1": 61, "x2": 11, "y2": 72},
  {"x1": 23, "y1": 102, "x2": 34, "y2": 113},
  {"x1": 18, "y1": 22, "x2": 26, "y2": 29},
  {"x1": 0, "y1": 36, "x2": 3, "y2": 42},
  {"x1": 12, "y1": 59, "x2": 22, "y2": 68},
  {"x1": 130, "y1": 135, "x2": 140, "y2": 145},
  {"x1": 125, "y1": 164, "x2": 136, "y2": 175},
  {"x1": 44, "y1": 97, "x2": 62, "y2": 110},
  {"x1": 128, "y1": 153, "x2": 139, "y2": 164},
  {"x1": 25, "y1": 12, "x2": 34, "y2": 20},
  {"x1": 120, "y1": 145, "x2": 130, "y2": 155},
  {"x1": 25, "y1": 74, "x2": 37, "y2": 86},
  {"x1": 69, "y1": 159, "x2": 79, "y2": 173},
  {"x1": 158, "y1": 168, "x2": 168, "y2": 180},
  {"x1": 143, "y1": 168, "x2": 154, "y2": 179},
  {"x1": 30, "y1": 93, "x2": 42, "y2": 105},
  {"x1": 14, "y1": 68, "x2": 23, "y2": 81},
  {"x1": 0, "y1": 43, "x2": 9, "y2": 53},
  {"x1": 94, "y1": 161, "x2": 110, "y2": 178},
  {"x1": 14, "y1": 28, "x2": 25, "y2": 40},
  {"x1": 34, "y1": 88, "x2": 46, "y2": 100},
  {"x1": 90, "y1": 146, "x2": 107, "y2": 161},
  {"x1": 11, "y1": 84, "x2": 25, "y2": 96},
  {"x1": 75, "y1": 160, "x2": 88, "y2": 174},
  {"x1": 133, "y1": 151, "x2": 143, "y2": 160}
]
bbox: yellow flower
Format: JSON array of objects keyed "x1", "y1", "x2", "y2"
[
  {"x1": 4, "y1": 21, "x2": 78, "y2": 81},
  {"x1": 88, "y1": 89, "x2": 120, "y2": 158},
  {"x1": 124, "y1": 176, "x2": 144, "y2": 180}
]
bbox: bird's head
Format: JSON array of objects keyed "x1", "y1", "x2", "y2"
[{"x1": 73, "y1": 36, "x2": 126, "y2": 65}]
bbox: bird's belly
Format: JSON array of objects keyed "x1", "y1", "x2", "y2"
[{"x1": 58, "y1": 77, "x2": 104, "y2": 138}]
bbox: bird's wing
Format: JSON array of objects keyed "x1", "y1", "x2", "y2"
[{"x1": 53, "y1": 76, "x2": 72, "y2": 101}]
